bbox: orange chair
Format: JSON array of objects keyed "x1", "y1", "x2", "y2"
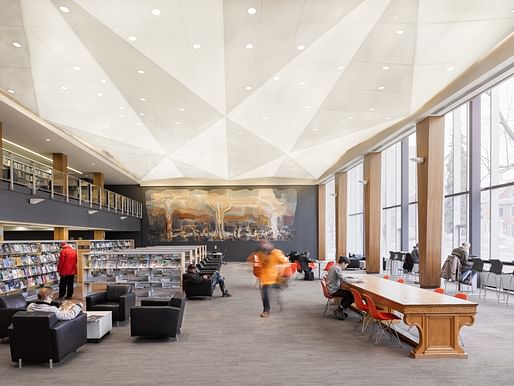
[
  {"x1": 281, "y1": 263, "x2": 294, "y2": 287},
  {"x1": 363, "y1": 294, "x2": 401, "y2": 346},
  {"x1": 383, "y1": 275, "x2": 391, "y2": 280},
  {"x1": 324, "y1": 261, "x2": 335, "y2": 272},
  {"x1": 434, "y1": 288, "x2": 445, "y2": 294},
  {"x1": 455, "y1": 293, "x2": 468, "y2": 300},
  {"x1": 350, "y1": 288, "x2": 370, "y2": 334},
  {"x1": 320, "y1": 280, "x2": 339, "y2": 316},
  {"x1": 396, "y1": 278, "x2": 405, "y2": 284}
]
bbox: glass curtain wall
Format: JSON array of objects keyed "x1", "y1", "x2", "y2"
[
  {"x1": 480, "y1": 75, "x2": 514, "y2": 261},
  {"x1": 325, "y1": 178, "x2": 336, "y2": 260},
  {"x1": 408, "y1": 133, "x2": 418, "y2": 248},
  {"x1": 381, "y1": 142, "x2": 402, "y2": 255},
  {"x1": 347, "y1": 164, "x2": 364, "y2": 256}
]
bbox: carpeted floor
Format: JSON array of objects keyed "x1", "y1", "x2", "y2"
[{"x1": 0, "y1": 263, "x2": 513, "y2": 385}]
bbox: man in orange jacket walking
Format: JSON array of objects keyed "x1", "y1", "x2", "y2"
[{"x1": 57, "y1": 242, "x2": 78, "y2": 299}]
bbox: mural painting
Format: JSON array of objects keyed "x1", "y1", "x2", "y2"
[{"x1": 145, "y1": 188, "x2": 297, "y2": 243}]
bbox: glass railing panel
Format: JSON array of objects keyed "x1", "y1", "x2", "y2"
[
  {"x1": 52, "y1": 170, "x2": 67, "y2": 196},
  {"x1": 67, "y1": 175, "x2": 80, "y2": 200},
  {"x1": 80, "y1": 180, "x2": 90, "y2": 203}
]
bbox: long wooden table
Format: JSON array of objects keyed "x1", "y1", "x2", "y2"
[{"x1": 346, "y1": 275, "x2": 478, "y2": 359}]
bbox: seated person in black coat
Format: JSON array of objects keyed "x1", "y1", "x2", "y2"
[{"x1": 184, "y1": 264, "x2": 232, "y2": 297}]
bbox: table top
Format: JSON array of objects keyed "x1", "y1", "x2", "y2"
[
  {"x1": 345, "y1": 275, "x2": 478, "y2": 307},
  {"x1": 86, "y1": 311, "x2": 112, "y2": 317}
]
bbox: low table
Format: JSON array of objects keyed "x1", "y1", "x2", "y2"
[{"x1": 86, "y1": 311, "x2": 112, "y2": 342}]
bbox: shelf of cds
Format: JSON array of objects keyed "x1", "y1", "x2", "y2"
[
  {"x1": 0, "y1": 240, "x2": 78, "y2": 296},
  {"x1": 83, "y1": 250, "x2": 186, "y2": 298}
]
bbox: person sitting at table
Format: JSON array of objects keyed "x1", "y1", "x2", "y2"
[
  {"x1": 26, "y1": 288, "x2": 83, "y2": 320},
  {"x1": 326, "y1": 256, "x2": 354, "y2": 320}
]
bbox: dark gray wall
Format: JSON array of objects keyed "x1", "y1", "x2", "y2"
[
  {"x1": 107, "y1": 185, "x2": 318, "y2": 262},
  {"x1": 0, "y1": 182, "x2": 141, "y2": 231}
]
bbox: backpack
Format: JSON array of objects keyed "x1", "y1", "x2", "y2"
[{"x1": 304, "y1": 271, "x2": 314, "y2": 281}]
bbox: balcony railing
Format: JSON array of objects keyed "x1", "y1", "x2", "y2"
[{"x1": 1, "y1": 149, "x2": 143, "y2": 219}]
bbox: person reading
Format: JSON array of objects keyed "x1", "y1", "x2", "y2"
[{"x1": 26, "y1": 288, "x2": 83, "y2": 320}]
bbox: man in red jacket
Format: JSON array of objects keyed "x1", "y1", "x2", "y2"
[{"x1": 57, "y1": 242, "x2": 77, "y2": 299}]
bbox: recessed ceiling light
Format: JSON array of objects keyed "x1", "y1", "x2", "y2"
[
  {"x1": 59, "y1": 6, "x2": 70, "y2": 13},
  {"x1": 396, "y1": 29, "x2": 404, "y2": 35},
  {"x1": 73, "y1": 66, "x2": 81, "y2": 71},
  {"x1": 137, "y1": 123, "x2": 143, "y2": 126},
  {"x1": 100, "y1": 79, "x2": 107, "y2": 83},
  {"x1": 245, "y1": 86, "x2": 252, "y2": 91},
  {"x1": 297, "y1": 44, "x2": 305, "y2": 51},
  {"x1": 299, "y1": 81, "x2": 307, "y2": 86},
  {"x1": 273, "y1": 76, "x2": 280, "y2": 81},
  {"x1": 178, "y1": 107, "x2": 185, "y2": 112},
  {"x1": 369, "y1": 108, "x2": 375, "y2": 111},
  {"x1": 175, "y1": 122, "x2": 181, "y2": 125},
  {"x1": 152, "y1": 9, "x2": 161, "y2": 16},
  {"x1": 232, "y1": 151, "x2": 237, "y2": 155},
  {"x1": 245, "y1": 43, "x2": 254, "y2": 49},
  {"x1": 313, "y1": 128, "x2": 319, "y2": 131},
  {"x1": 7, "y1": 89, "x2": 15, "y2": 94},
  {"x1": 337, "y1": 65, "x2": 345, "y2": 70},
  {"x1": 91, "y1": 163, "x2": 96, "y2": 166},
  {"x1": 277, "y1": 132, "x2": 281, "y2": 135},
  {"x1": 128, "y1": 36, "x2": 137, "y2": 42},
  {"x1": 247, "y1": 7, "x2": 257, "y2": 15},
  {"x1": 45, "y1": 138, "x2": 51, "y2": 142},
  {"x1": 192, "y1": 43, "x2": 201, "y2": 50},
  {"x1": 382, "y1": 65, "x2": 390, "y2": 70},
  {"x1": 119, "y1": 106, "x2": 125, "y2": 110},
  {"x1": 261, "y1": 116, "x2": 267, "y2": 120},
  {"x1": 137, "y1": 69, "x2": 145, "y2": 74},
  {"x1": 12, "y1": 42, "x2": 22, "y2": 48},
  {"x1": 304, "y1": 105, "x2": 311, "y2": 109},
  {"x1": 377, "y1": 86, "x2": 385, "y2": 90},
  {"x1": 119, "y1": 115, "x2": 125, "y2": 119},
  {"x1": 139, "y1": 97, "x2": 146, "y2": 101},
  {"x1": 237, "y1": 110, "x2": 243, "y2": 114},
  {"x1": 96, "y1": 92, "x2": 103, "y2": 97},
  {"x1": 446, "y1": 66, "x2": 455, "y2": 72},
  {"x1": 138, "y1": 112, "x2": 144, "y2": 116},
  {"x1": 386, "y1": 116, "x2": 392, "y2": 120},
  {"x1": 347, "y1": 116, "x2": 353, "y2": 120},
  {"x1": 60, "y1": 86, "x2": 68, "y2": 90}
]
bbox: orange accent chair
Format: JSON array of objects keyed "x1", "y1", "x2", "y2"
[{"x1": 363, "y1": 294, "x2": 401, "y2": 346}]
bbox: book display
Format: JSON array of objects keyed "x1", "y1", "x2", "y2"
[
  {"x1": 0, "y1": 241, "x2": 78, "y2": 296},
  {"x1": 83, "y1": 250, "x2": 186, "y2": 298}
]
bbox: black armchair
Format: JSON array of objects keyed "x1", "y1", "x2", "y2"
[
  {"x1": 0, "y1": 293, "x2": 28, "y2": 338},
  {"x1": 130, "y1": 292, "x2": 186, "y2": 339},
  {"x1": 183, "y1": 274, "x2": 214, "y2": 299},
  {"x1": 9, "y1": 311, "x2": 87, "y2": 368},
  {"x1": 86, "y1": 284, "x2": 136, "y2": 325}
]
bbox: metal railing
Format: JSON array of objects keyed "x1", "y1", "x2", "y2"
[{"x1": 1, "y1": 149, "x2": 143, "y2": 218}]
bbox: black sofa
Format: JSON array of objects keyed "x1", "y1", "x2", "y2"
[
  {"x1": 130, "y1": 292, "x2": 186, "y2": 339},
  {"x1": 86, "y1": 284, "x2": 136, "y2": 325},
  {"x1": 182, "y1": 274, "x2": 214, "y2": 299},
  {"x1": 9, "y1": 311, "x2": 87, "y2": 368},
  {"x1": 0, "y1": 293, "x2": 28, "y2": 339}
]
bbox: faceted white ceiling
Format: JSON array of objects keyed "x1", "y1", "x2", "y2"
[{"x1": 1, "y1": 0, "x2": 513, "y2": 184}]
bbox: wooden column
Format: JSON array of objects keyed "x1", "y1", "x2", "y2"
[
  {"x1": 318, "y1": 184, "x2": 326, "y2": 260},
  {"x1": 93, "y1": 230, "x2": 105, "y2": 240},
  {"x1": 0, "y1": 223, "x2": 4, "y2": 242},
  {"x1": 335, "y1": 172, "x2": 347, "y2": 258},
  {"x1": 54, "y1": 227, "x2": 69, "y2": 241},
  {"x1": 417, "y1": 116, "x2": 445, "y2": 288},
  {"x1": 53, "y1": 153, "x2": 68, "y2": 195},
  {"x1": 92, "y1": 172, "x2": 104, "y2": 205},
  {"x1": 364, "y1": 153, "x2": 381, "y2": 273}
]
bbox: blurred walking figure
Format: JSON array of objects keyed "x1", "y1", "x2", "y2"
[{"x1": 255, "y1": 240, "x2": 287, "y2": 318}]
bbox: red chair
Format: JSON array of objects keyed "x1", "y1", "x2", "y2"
[
  {"x1": 396, "y1": 278, "x2": 405, "y2": 284},
  {"x1": 350, "y1": 288, "x2": 370, "y2": 334},
  {"x1": 320, "y1": 280, "x2": 339, "y2": 316},
  {"x1": 324, "y1": 261, "x2": 335, "y2": 272},
  {"x1": 383, "y1": 275, "x2": 391, "y2": 280},
  {"x1": 455, "y1": 293, "x2": 468, "y2": 300},
  {"x1": 434, "y1": 288, "x2": 445, "y2": 294},
  {"x1": 363, "y1": 294, "x2": 401, "y2": 346}
]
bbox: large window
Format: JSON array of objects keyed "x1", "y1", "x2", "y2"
[
  {"x1": 381, "y1": 142, "x2": 402, "y2": 255},
  {"x1": 480, "y1": 75, "x2": 514, "y2": 261},
  {"x1": 325, "y1": 178, "x2": 336, "y2": 260},
  {"x1": 443, "y1": 103, "x2": 469, "y2": 256},
  {"x1": 347, "y1": 164, "x2": 364, "y2": 256},
  {"x1": 408, "y1": 133, "x2": 418, "y2": 248}
]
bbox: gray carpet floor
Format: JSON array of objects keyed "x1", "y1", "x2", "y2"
[{"x1": 1, "y1": 263, "x2": 513, "y2": 386}]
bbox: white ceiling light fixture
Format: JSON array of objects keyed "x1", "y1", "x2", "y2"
[
  {"x1": 369, "y1": 108, "x2": 375, "y2": 111},
  {"x1": 139, "y1": 97, "x2": 146, "y2": 102},
  {"x1": 396, "y1": 29, "x2": 404, "y2": 35},
  {"x1": 313, "y1": 128, "x2": 319, "y2": 131},
  {"x1": 96, "y1": 92, "x2": 103, "y2": 97},
  {"x1": 337, "y1": 65, "x2": 345, "y2": 70},
  {"x1": 138, "y1": 112, "x2": 144, "y2": 116},
  {"x1": 100, "y1": 79, "x2": 107, "y2": 84},
  {"x1": 299, "y1": 81, "x2": 307, "y2": 86},
  {"x1": 297, "y1": 44, "x2": 305, "y2": 51},
  {"x1": 175, "y1": 122, "x2": 181, "y2": 125},
  {"x1": 347, "y1": 116, "x2": 353, "y2": 120},
  {"x1": 60, "y1": 86, "x2": 68, "y2": 90},
  {"x1": 446, "y1": 66, "x2": 455, "y2": 72},
  {"x1": 119, "y1": 106, "x2": 125, "y2": 110},
  {"x1": 245, "y1": 86, "x2": 252, "y2": 91},
  {"x1": 45, "y1": 138, "x2": 51, "y2": 142},
  {"x1": 7, "y1": 89, "x2": 15, "y2": 94},
  {"x1": 12, "y1": 42, "x2": 22, "y2": 48},
  {"x1": 245, "y1": 43, "x2": 254, "y2": 49},
  {"x1": 73, "y1": 66, "x2": 80, "y2": 71},
  {"x1": 192, "y1": 43, "x2": 201, "y2": 50},
  {"x1": 237, "y1": 110, "x2": 243, "y2": 114},
  {"x1": 104, "y1": 125, "x2": 109, "y2": 129},
  {"x1": 119, "y1": 115, "x2": 125, "y2": 119},
  {"x1": 178, "y1": 107, "x2": 185, "y2": 111},
  {"x1": 247, "y1": 7, "x2": 257, "y2": 15},
  {"x1": 377, "y1": 86, "x2": 385, "y2": 90},
  {"x1": 137, "y1": 69, "x2": 145, "y2": 74},
  {"x1": 386, "y1": 116, "x2": 392, "y2": 120},
  {"x1": 59, "y1": 6, "x2": 69, "y2": 13},
  {"x1": 152, "y1": 9, "x2": 161, "y2": 16},
  {"x1": 382, "y1": 65, "x2": 390, "y2": 70},
  {"x1": 273, "y1": 76, "x2": 280, "y2": 81},
  {"x1": 128, "y1": 36, "x2": 137, "y2": 42},
  {"x1": 261, "y1": 116, "x2": 267, "y2": 120},
  {"x1": 304, "y1": 105, "x2": 311, "y2": 109}
]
